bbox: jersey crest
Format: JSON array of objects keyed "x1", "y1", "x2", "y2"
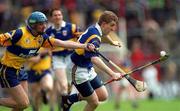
[
  {"x1": 62, "y1": 30, "x2": 67, "y2": 36},
  {"x1": 25, "y1": 38, "x2": 30, "y2": 44}
]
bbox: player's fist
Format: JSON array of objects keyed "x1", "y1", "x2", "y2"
[
  {"x1": 111, "y1": 41, "x2": 121, "y2": 47},
  {"x1": 111, "y1": 72, "x2": 123, "y2": 81},
  {"x1": 85, "y1": 43, "x2": 95, "y2": 51}
]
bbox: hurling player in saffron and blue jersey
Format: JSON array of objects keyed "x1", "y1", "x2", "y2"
[
  {"x1": 0, "y1": 11, "x2": 95, "y2": 111},
  {"x1": 27, "y1": 48, "x2": 53, "y2": 111},
  {"x1": 61, "y1": 11, "x2": 123, "y2": 111}
]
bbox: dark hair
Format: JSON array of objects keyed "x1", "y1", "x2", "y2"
[
  {"x1": 49, "y1": 8, "x2": 62, "y2": 16},
  {"x1": 98, "y1": 11, "x2": 118, "y2": 25}
]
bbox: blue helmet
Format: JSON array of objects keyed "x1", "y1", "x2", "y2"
[{"x1": 27, "y1": 11, "x2": 47, "y2": 26}]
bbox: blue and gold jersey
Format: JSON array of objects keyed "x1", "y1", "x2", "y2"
[
  {"x1": 71, "y1": 23, "x2": 102, "y2": 69},
  {"x1": 30, "y1": 55, "x2": 51, "y2": 72},
  {"x1": 46, "y1": 21, "x2": 82, "y2": 56},
  {"x1": 0, "y1": 26, "x2": 56, "y2": 69},
  {"x1": 27, "y1": 48, "x2": 51, "y2": 73}
]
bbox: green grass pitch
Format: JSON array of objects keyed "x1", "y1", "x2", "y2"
[{"x1": 1, "y1": 99, "x2": 180, "y2": 111}]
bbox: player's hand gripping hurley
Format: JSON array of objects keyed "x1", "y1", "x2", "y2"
[{"x1": 95, "y1": 49, "x2": 169, "y2": 92}]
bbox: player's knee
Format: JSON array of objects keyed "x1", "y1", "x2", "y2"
[
  {"x1": 17, "y1": 99, "x2": 30, "y2": 109},
  {"x1": 99, "y1": 94, "x2": 108, "y2": 101},
  {"x1": 21, "y1": 102, "x2": 29, "y2": 109},
  {"x1": 60, "y1": 83, "x2": 68, "y2": 92},
  {"x1": 41, "y1": 75, "x2": 53, "y2": 91},
  {"x1": 89, "y1": 101, "x2": 100, "y2": 108},
  {"x1": 43, "y1": 83, "x2": 53, "y2": 92},
  {"x1": 98, "y1": 91, "x2": 108, "y2": 101}
]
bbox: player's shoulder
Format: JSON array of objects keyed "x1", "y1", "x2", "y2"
[
  {"x1": 65, "y1": 22, "x2": 76, "y2": 28},
  {"x1": 45, "y1": 25, "x2": 54, "y2": 36},
  {"x1": 65, "y1": 21, "x2": 78, "y2": 27},
  {"x1": 46, "y1": 25, "x2": 53, "y2": 31},
  {"x1": 7, "y1": 27, "x2": 24, "y2": 44},
  {"x1": 86, "y1": 25, "x2": 100, "y2": 36},
  {"x1": 10, "y1": 27, "x2": 24, "y2": 37}
]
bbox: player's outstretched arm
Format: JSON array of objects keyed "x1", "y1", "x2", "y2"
[{"x1": 53, "y1": 39, "x2": 95, "y2": 51}]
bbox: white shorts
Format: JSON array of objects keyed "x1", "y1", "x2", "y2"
[
  {"x1": 52, "y1": 55, "x2": 71, "y2": 69},
  {"x1": 68, "y1": 60, "x2": 97, "y2": 85}
]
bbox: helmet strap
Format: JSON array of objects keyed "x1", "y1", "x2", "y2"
[{"x1": 27, "y1": 25, "x2": 39, "y2": 37}]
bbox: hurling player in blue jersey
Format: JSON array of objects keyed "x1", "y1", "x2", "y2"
[
  {"x1": 45, "y1": 8, "x2": 83, "y2": 110},
  {"x1": 61, "y1": 11, "x2": 123, "y2": 111},
  {"x1": 0, "y1": 11, "x2": 94, "y2": 111}
]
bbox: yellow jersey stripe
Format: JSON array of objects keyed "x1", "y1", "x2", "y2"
[
  {"x1": 75, "y1": 34, "x2": 101, "y2": 55},
  {"x1": 71, "y1": 24, "x2": 76, "y2": 33}
]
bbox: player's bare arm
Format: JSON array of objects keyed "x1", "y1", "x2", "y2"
[
  {"x1": 53, "y1": 39, "x2": 95, "y2": 51},
  {"x1": 91, "y1": 56, "x2": 122, "y2": 80},
  {"x1": 27, "y1": 55, "x2": 41, "y2": 63}
]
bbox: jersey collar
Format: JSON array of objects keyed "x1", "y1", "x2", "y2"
[
  {"x1": 95, "y1": 23, "x2": 102, "y2": 36},
  {"x1": 51, "y1": 21, "x2": 66, "y2": 30}
]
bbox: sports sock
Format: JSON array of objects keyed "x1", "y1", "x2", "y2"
[{"x1": 67, "y1": 93, "x2": 79, "y2": 104}]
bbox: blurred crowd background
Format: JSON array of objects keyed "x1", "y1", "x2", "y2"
[{"x1": 0, "y1": 0, "x2": 180, "y2": 100}]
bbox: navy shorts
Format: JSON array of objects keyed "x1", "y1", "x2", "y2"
[
  {"x1": 18, "y1": 69, "x2": 28, "y2": 81},
  {"x1": 27, "y1": 69, "x2": 51, "y2": 83},
  {"x1": 74, "y1": 75, "x2": 103, "y2": 97},
  {"x1": 0, "y1": 63, "x2": 20, "y2": 88}
]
